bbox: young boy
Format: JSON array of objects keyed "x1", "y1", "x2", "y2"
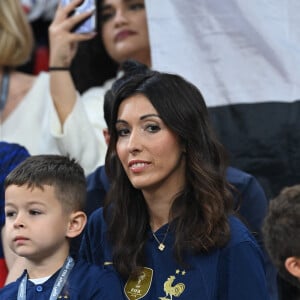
[
  {"x1": 0, "y1": 155, "x2": 124, "y2": 299},
  {"x1": 263, "y1": 184, "x2": 300, "y2": 299}
]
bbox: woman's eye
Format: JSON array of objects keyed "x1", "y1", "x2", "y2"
[
  {"x1": 129, "y1": 3, "x2": 145, "y2": 11},
  {"x1": 99, "y1": 11, "x2": 114, "y2": 23},
  {"x1": 29, "y1": 210, "x2": 41, "y2": 216},
  {"x1": 100, "y1": 13, "x2": 113, "y2": 23},
  {"x1": 146, "y1": 124, "x2": 160, "y2": 133},
  {"x1": 117, "y1": 128, "x2": 130, "y2": 137}
]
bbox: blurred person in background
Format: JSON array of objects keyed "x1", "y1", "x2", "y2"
[
  {"x1": 48, "y1": 0, "x2": 151, "y2": 173},
  {"x1": 0, "y1": 0, "x2": 102, "y2": 175}
]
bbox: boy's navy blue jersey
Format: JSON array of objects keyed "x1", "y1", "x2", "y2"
[
  {"x1": 0, "y1": 259, "x2": 125, "y2": 299},
  {"x1": 80, "y1": 208, "x2": 270, "y2": 300}
]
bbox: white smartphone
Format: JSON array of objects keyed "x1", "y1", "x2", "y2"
[{"x1": 61, "y1": 0, "x2": 96, "y2": 34}]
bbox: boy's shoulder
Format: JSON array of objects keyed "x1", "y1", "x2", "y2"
[
  {"x1": 0, "y1": 271, "x2": 25, "y2": 299},
  {"x1": 0, "y1": 260, "x2": 124, "y2": 300}
]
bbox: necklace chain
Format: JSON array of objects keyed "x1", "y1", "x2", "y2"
[{"x1": 151, "y1": 223, "x2": 170, "y2": 251}]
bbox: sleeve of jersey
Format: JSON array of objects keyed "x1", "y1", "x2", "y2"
[
  {"x1": 91, "y1": 269, "x2": 125, "y2": 300},
  {"x1": 79, "y1": 208, "x2": 106, "y2": 266},
  {"x1": 238, "y1": 175, "x2": 268, "y2": 248},
  {"x1": 218, "y1": 241, "x2": 270, "y2": 300}
]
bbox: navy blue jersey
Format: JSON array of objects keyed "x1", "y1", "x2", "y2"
[
  {"x1": 80, "y1": 209, "x2": 270, "y2": 300},
  {"x1": 86, "y1": 165, "x2": 109, "y2": 217},
  {"x1": 0, "y1": 259, "x2": 125, "y2": 299}
]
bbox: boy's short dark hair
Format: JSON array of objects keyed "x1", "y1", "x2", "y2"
[
  {"x1": 262, "y1": 184, "x2": 300, "y2": 288},
  {"x1": 4, "y1": 155, "x2": 86, "y2": 213}
]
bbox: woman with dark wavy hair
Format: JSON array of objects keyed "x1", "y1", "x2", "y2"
[{"x1": 80, "y1": 63, "x2": 270, "y2": 300}]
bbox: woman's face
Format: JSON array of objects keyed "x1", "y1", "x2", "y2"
[
  {"x1": 115, "y1": 94, "x2": 186, "y2": 195},
  {"x1": 100, "y1": 0, "x2": 151, "y2": 66}
]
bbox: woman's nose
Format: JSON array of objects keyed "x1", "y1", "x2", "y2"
[
  {"x1": 127, "y1": 130, "x2": 142, "y2": 154},
  {"x1": 114, "y1": 8, "x2": 128, "y2": 27}
]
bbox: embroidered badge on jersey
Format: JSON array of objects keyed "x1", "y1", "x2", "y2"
[
  {"x1": 159, "y1": 269, "x2": 185, "y2": 300},
  {"x1": 124, "y1": 267, "x2": 153, "y2": 300}
]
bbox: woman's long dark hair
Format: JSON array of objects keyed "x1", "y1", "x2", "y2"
[
  {"x1": 70, "y1": 34, "x2": 118, "y2": 93},
  {"x1": 104, "y1": 62, "x2": 233, "y2": 279},
  {"x1": 70, "y1": 0, "x2": 118, "y2": 93}
]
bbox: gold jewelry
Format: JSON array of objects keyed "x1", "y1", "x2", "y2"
[{"x1": 151, "y1": 223, "x2": 170, "y2": 251}]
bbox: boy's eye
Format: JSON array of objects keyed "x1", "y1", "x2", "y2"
[
  {"x1": 5, "y1": 211, "x2": 16, "y2": 218},
  {"x1": 29, "y1": 210, "x2": 41, "y2": 215}
]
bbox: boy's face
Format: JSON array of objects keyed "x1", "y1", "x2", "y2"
[{"x1": 4, "y1": 184, "x2": 70, "y2": 261}]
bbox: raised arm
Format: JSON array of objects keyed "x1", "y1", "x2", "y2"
[
  {"x1": 48, "y1": 0, "x2": 96, "y2": 125},
  {"x1": 47, "y1": 0, "x2": 109, "y2": 175}
]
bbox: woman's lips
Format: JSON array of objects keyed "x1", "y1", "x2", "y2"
[
  {"x1": 128, "y1": 160, "x2": 150, "y2": 173},
  {"x1": 115, "y1": 30, "x2": 136, "y2": 42}
]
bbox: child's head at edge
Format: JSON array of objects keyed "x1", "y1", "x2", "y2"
[{"x1": 263, "y1": 184, "x2": 300, "y2": 289}]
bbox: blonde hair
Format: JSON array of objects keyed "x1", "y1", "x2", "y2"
[{"x1": 0, "y1": 0, "x2": 34, "y2": 67}]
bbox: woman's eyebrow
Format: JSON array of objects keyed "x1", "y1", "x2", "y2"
[
  {"x1": 140, "y1": 114, "x2": 160, "y2": 120},
  {"x1": 102, "y1": 0, "x2": 143, "y2": 9},
  {"x1": 116, "y1": 119, "x2": 128, "y2": 125},
  {"x1": 116, "y1": 114, "x2": 160, "y2": 124}
]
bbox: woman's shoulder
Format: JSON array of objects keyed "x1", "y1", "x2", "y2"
[
  {"x1": 28, "y1": 71, "x2": 49, "y2": 85},
  {"x1": 73, "y1": 259, "x2": 119, "y2": 282},
  {"x1": 24, "y1": 71, "x2": 49, "y2": 94},
  {"x1": 226, "y1": 215, "x2": 260, "y2": 249}
]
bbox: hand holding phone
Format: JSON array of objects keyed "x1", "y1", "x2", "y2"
[{"x1": 61, "y1": 0, "x2": 96, "y2": 34}]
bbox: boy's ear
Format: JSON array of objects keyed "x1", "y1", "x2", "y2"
[
  {"x1": 285, "y1": 257, "x2": 300, "y2": 278},
  {"x1": 66, "y1": 211, "x2": 87, "y2": 238}
]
